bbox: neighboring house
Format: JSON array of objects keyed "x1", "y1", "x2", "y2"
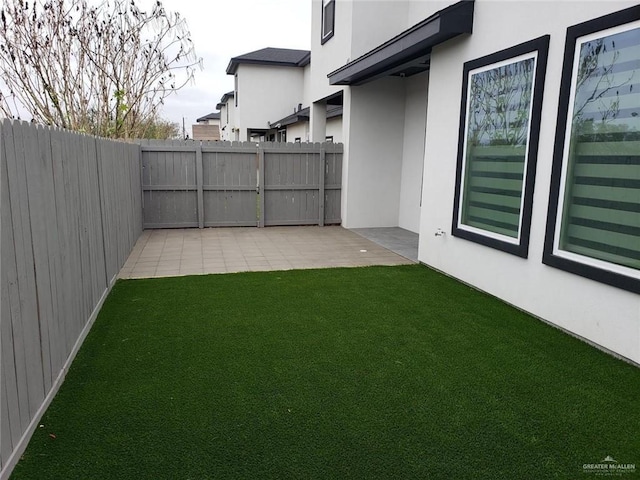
[
  {"x1": 196, "y1": 112, "x2": 221, "y2": 126},
  {"x1": 192, "y1": 112, "x2": 221, "y2": 141},
  {"x1": 216, "y1": 91, "x2": 237, "y2": 141},
  {"x1": 269, "y1": 104, "x2": 342, "y2": 143},
  {"x1": 304, "y1": 0, "x2": 639, "y2": 365},
  {"x1": 226, "y1": 47, "x2": 310, "y2": 141}
]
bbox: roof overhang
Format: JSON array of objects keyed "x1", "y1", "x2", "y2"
[
  {"x1": 226, "y1": 52, "x2": 311, "y2": 75},
  {"x1": 328, "y1": 0, "x2": 474, "y2": 86},
  {"x1": 217, "y1": 91, "x2": 235, "y2": 109},
  {"x1": 270, "y1": 108, "x2": 310, "y2": 128}
]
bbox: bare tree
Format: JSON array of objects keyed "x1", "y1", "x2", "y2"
[{"x1": 0, "y1": 0, "x2": 201, "y2": 139}]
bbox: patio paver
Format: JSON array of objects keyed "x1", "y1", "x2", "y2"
[{"x1": 118, "y1": 226, "x2": 415, "y2": 279}]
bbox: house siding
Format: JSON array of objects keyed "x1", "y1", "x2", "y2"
[
  {"x1": 219, "y1": 101, "x2": 238, "y2": 142},
  {"x1": 420, "y1": 0, "x2": 639, "y2": 363},
  {"x1": 399, "y1": 71, "x2": 428, "y2": 234},
  {"x1": 287, "y1": 122, "x2": 309, "y2": 142},
  {"x1": 235, "y1": 64, "x2": 305, "y2": 141},
  {"x1": 310, "y1": 0, "x2": 353, "y2": 102},
  {"x1": 325, "y1": 116, "x2": 342, "y2": 143},
  {"x1": 342, "y1": 76, "x2": 405, "y2": 228},
  {"x1": 307, "y1": 0, "x2": 639, "y2": 363}
]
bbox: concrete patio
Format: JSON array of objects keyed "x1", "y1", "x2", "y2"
[{"x1": 118, "y1": 226, "x2": 416, "y2": 279}]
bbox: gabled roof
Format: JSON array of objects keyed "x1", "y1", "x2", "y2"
[
  {"x1": 270, "y1": 105, "x2": 343, "y2": 128},
  {"x1": 216, "y1": 91, "x2": 235, "y2": 109},
  {"x1": 226, "y1": 48, "x2": 311, "y2": 75},
  {"x1": 196, "y1": 112, "x2": 221, "y2": 122}
]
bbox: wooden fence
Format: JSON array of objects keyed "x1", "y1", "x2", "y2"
[
  {"x1": 0, "y1": 120, "x2": 142, "y2": 478},
  {"x1": 1, "y1": 133, "x2": 343, "y2": 478},
  {"x1": 140, "y1": 140, "x2": 342, "y2": 229}
]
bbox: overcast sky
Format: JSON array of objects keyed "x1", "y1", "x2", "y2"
[{"x1": 159, "y1": 0, "x2": 312, "y2": 136}]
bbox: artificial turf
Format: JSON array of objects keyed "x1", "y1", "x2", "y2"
[{"x1": 11, "y1": 265, "x2": 640, "y2": 479}]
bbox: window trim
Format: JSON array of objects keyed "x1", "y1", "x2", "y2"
[
  {"x1": 451, "y1": 35, "x2": 550, "y2": 257},
  {"x1": 543, "y1": 5, "x2": 640, "y2": 294},
  {"x1": 234, "y1": 74, "x2": 238, "y2": 107},
  {"x1": 321, "y1": 0, "x2": 335, "y2": 45}
]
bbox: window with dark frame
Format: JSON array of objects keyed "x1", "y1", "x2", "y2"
[
  {"x1": 321, "y1": 0, "x2": 335, "y2": 45},
  {"x1": 234, "y1": 74, "x2": 238, "y2": 107},
  {"x1": 543, "y1": 6, "x2": 640, "y2": 293},
  {"x1": 451, "y1": 36, "x2": 550, "y2": 257}
]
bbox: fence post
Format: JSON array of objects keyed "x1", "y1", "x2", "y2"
[
  {"x1": 195, "y1": 142, "x2": 204, "y2": 229},
  {"x1": 258, "y1": 145, "x2": 265, "y2": 227},
  {"x1": 319, "y1": 147, "x2": 326, "y2": 227}
]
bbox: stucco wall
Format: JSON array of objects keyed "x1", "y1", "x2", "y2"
[
  {"x1": 325, "y1": 116, "x2": 342, "y2": 143},
  {"x1": 310, "y1": 0, "x2": 353, "y2": 102},
  {"x1": 219, "y1": 100, "x2": 237, "y2": 142},
  {"x1": 398, "y1": 72, "x2": 429, "y2": 233},
  {"x1": 420, "y1": 0, "x2": 639, "y2": 363},
  {"x1": 342, "y1": 77, "x2": 406, "y2": 228},
  {"x1": 406, "y1": 0, "x2": 460, "y2": 27},
  {"x1": 287, "y1": 121, "x2": 309, "y2": 142},
  {"x1": 350, "y1": 1, "x2": 409, "y2": 59},
  {"x1": 236, "y1": 64, "x2": 305, "y2": 141},
  {"x1": 219, "y1": 105, "x2": 229, "y2": 141}
]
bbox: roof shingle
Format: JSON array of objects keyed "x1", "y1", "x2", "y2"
[
  {"x1": 227, "y1": 48, "x2": 311, "y2": 74},
  {"x1": 196, "y1": 112, "x2": 221, "y2": 122}
]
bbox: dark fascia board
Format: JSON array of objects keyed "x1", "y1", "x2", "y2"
[
  {"x1": 218, "y1": 91, "x2": 235, "y2": 107},
  {"x1": 328, "y1": 0, "x2": 474, "y2": 86},
  {"x1": 226, "y1": 51, "x2": 311, "y2": 75},
  {"x1": 271, "y1": 107, "x2": 311, "y2": 127},
  {"x1": 327, "y1": 105, "x2": 343, "y2": 119},
  {"x1": 271, "y1": 104, "x2": 343, "y2": 127}
]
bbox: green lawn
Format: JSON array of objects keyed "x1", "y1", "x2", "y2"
[{"x1": 12, "y1": 265, "x2": 640, "y2": 479}]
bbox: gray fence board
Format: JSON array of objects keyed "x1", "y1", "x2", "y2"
[
  {"x1": 1, "y1": 120, "x2": 143, "y2": 478},
  {"x1": 1, "y1": 366, "x2": 12, "y2": 466},
  {"x1": 202, "y1": 149, "x2": 259, "y2": 227},
  {"x1": 50, "y1": 129, "x2": 74, "y2": 358},
  {"x1": 1, "y1": 152, "x2": 23, "y2": 457},
  {"x1": 141, "y1": 141, "x2": 342, "y2": 228},
  {"x1": 26, "y1": 125, "x2": 54, "y2": 395},
  {"x1": 5, "y1": 122, "x2": 46, "y2": 421}
]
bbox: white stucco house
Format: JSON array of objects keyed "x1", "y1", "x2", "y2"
[
  {"x1": 216, "y1": 91, "x2": 237, "y2": 141},
  {"x1": 269, "y1": 104, "x2": 343, "y2": 143},
  {"x1": 225, "y1": 47, "x2": 310, "y2": 141},
  {"x1": 192, "y1": 111, "x2": 221, "y2": 141},
  {"x1": 304, "y1": 0, "x2": 639, "y2": 365},
  {"x1": 196, "y1": 112, "x2": 221, "y2": 126}
]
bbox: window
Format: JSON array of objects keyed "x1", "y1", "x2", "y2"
[
  {"x1": 278, "y1": 129, "x2": 287, "y2": 143},
  {"x1": 234, "y1": 74, "x2": 238, "y2": 107},
  {"x1": 325, "y1": 135, "x2": 334, "y2": 143},
  {"x1": 295, "y1": 137, "x2": 301, "y2": 143},
  {"x1": 321, "y1": 0, "x2": 335, "y2": 45},
  {"x1": 452, "y1": 36, "x2": 550, "y2": 257},
  {"x1": 544, "y1": 6, "x2": 640, "y2": 293}
]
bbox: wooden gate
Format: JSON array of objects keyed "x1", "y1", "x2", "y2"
[{"x1": 140, "y1": 141, "x2": 342, "y2": 228}]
